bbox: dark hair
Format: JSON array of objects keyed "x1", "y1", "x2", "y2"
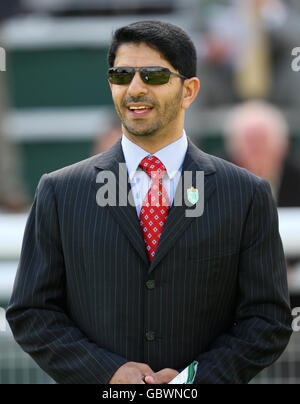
[{"x1": 108, "y1": 21, "x2": 197, "y2": 79}]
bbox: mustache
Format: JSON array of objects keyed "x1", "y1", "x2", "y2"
[{"x1": 122, "y1": 96, "x2": 158, "y2": 108}]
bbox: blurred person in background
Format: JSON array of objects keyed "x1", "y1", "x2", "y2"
[
  {"x1": 196, "y1": 0, "x2": 300, "y2": 108},
  {"x1": 224, "y1": 101, "x2": 300, "y2": 207},
  {"x1": 0, "y1": 95, "x2": 28, "y2": 212},
  {"x1": 224, "y1": 101, "x2": 300, "y2": 309},
  {"x1": 92, "y1": 118, "x2": 122, "y2": 155},
  {"x1": 0, "y1": 0, "x2": 28, "y2": 212}
]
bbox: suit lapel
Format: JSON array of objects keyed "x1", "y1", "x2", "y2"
[
  {"x1": 93, "y1": 140, "x2": 149, "y2": 266},
  {"x1": 148, "y1": 140, "x2": 217, "y2": 274}
]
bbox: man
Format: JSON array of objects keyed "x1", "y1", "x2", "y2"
[
  {"x1": 224, "y1": 101, "x2": 300, "y2": 207},
  {"x1": 6, "y1": 21, "x2": 292, "y2": 384}
]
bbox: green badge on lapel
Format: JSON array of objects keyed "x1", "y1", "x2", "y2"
[{"x1": 187, "y1": 187, "x2": 199, "y2": 205}]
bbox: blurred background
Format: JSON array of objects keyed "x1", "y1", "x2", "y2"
[{"x1": 0, "y1": 0, "x2": 300, "y2": 384}]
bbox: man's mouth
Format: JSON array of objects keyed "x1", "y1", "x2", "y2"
[{"x1": 127, "y1": 105, "x2": 154, "y2": 117}]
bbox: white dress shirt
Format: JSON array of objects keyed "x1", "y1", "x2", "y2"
[{"x1": 121, "y1": 131, "x2": 188, "y2": 217}]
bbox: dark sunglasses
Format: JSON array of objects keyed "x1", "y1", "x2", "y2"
[{"x1": 108, "y1": 66, "x2": 187, "y2": 85}]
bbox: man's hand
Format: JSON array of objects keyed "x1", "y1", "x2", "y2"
[
  {"x1": 109, "y1": 361, "x2": 154, "y2": 384},
  {"x1": 144, "y1": 368, "x2": 179, "y2": 384}
]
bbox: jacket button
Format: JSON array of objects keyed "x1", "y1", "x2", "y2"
[
  {"x1": 145, "y1": 331, "x2": 156, "y2": 341},
  {"x1": 146, "y1": 280, "x2": 155, "y2": 290}
]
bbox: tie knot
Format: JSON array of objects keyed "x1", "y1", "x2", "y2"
[{"x1": 139, "y1": 156, "x2": 166, "y2": 179}]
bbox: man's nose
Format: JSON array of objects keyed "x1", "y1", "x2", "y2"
[{"x1": 127, "y1": 71, "x2": 148, "y2": 97}]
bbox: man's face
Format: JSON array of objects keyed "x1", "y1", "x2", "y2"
[
  {"x1": 109, "y1": 42, "x2": 184, "y2": 138},
  {"x1": 231, "y1": 115, "x2": 287, "y2": 180}
]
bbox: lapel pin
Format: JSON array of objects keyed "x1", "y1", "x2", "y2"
[{"x1": 187, "y1": 187, "x2": 199, "y2": 205}]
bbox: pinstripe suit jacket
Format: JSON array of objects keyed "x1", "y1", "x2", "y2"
[{"x1": 6, "y1": 139, "x2": 292, "y2": 384}]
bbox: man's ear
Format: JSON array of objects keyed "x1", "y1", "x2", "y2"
[
  {"x1": 109, "y1": 80, "x2": 113, "y2": 91},
  {"x1": 182, "y1": 77, "x2": 200, "y2": 110}
]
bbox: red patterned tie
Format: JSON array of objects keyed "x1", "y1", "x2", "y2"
[{"x1": 139, "y1": 156, "x2": 170, "y2": 262}]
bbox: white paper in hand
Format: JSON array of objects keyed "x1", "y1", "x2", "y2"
[{"x1": 168, "y1": 361, "x2": 198, "y2": 384}]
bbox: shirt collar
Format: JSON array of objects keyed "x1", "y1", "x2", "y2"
[{"x1": 121, "y1": 131, "x2": 188, "y2": 181}]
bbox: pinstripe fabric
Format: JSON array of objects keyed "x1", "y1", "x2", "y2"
[{"x1": 6, "y1": 139, "x2": 292, "y2": 384}]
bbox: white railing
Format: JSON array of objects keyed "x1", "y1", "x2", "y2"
[
  {"x1": 0, "y1": 209, "x2": 300, "y2": 300},
  {"x1": 278, "y1": 209, "x2": 300, "y2": 258},
  {"x1": 0, "y1": 213, "x2": 27, "y2": 260}
]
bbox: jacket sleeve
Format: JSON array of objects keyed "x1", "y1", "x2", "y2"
[
  {"x1": 193, "y1": 178, "x2": 293, "y2": 384},
  {"x1": 6, "y1": 174, "x2": 128, "y2": 384}
]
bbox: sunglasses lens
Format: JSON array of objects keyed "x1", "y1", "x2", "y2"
[
  {"x1": 108, "y1": 68, "x2": 134, "y2": 85},
  {"x1": 108, "y1": 67, "x2": 172, "y2": 85},
  {"x1": 141, "y1": 68, "x2": 170, "y2": 84}
]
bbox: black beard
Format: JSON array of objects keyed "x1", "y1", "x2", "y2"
[
  {"x1": 122, "y1": 120, "x2": 163, "y2": 137},
  {"x1": 115, "y1": 85, "x2": 183, "y2": 138}
]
